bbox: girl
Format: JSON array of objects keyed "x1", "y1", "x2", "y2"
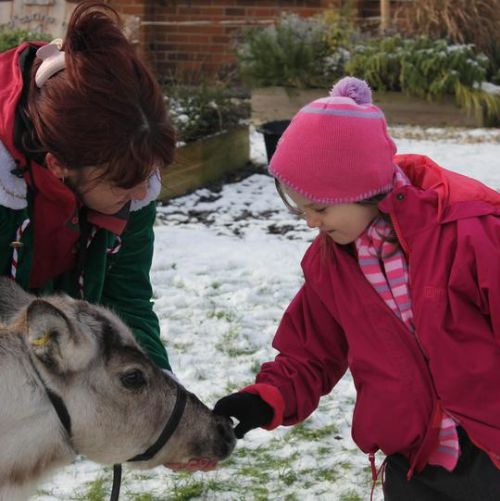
[
  {"x1": 214, "y1": 77, "x2": 500, "y2": 500},
  {"x1": 0, "y1": 1, "x2": 175, "y2": 370}
]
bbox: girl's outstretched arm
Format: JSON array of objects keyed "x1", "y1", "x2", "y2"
[{"x1": 256, "y1": 282, "x2": 349, "y2": 426}]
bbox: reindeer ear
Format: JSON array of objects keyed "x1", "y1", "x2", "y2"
[
  {"x1": 26, "y1": 300, "x2": 73, "y2": 369},
  {"x1": 0, "y1": 277, "x2": 33, "y2": 322}
]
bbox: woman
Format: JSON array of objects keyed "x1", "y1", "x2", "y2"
[{"x1": 0, "y1": 0, "x2": 175, "y2": 369}]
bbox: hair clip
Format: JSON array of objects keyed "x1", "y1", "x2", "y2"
[{"x1": 35, "y1": 38, "x2": 66, "y2": 88}]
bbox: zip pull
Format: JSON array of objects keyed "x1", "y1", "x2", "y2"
[
  {"x1": 369, "y1": 453, "x2": 388, "y2": 501},
  {"x1": 369, "y1": 452, "x2": 377, "y2": 481}
]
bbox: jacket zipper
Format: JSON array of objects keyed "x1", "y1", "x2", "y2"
[{"x1": 376, "y1": 209, "x2": 439, "y2": 474}]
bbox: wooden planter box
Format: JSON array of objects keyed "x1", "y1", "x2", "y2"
[
  {"x1": 251, "y1": 87, "x2": 487, "y2": 128},
  {"x1": 159, "y1": 126, "x2": 250, "y2": 200}
]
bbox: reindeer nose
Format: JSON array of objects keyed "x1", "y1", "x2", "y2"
[{"x1": 214, "y1": 414, "x2": 236, "y2": 459}]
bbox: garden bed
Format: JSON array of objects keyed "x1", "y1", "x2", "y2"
[
  {"x1": 159, "y1": 126, "x2": 250, "y2": 200},
  {"x1": 251, "y1": 87, "x2": 487, "y2": 127}
]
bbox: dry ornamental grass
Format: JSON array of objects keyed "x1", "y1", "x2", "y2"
[{"x1": 399, "y1": 0, "x2": 500, "y2": 61}]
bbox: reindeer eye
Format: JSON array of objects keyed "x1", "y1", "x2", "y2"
[{"x1": 120, "y1": 369, "x2": 146, "y2": 389}]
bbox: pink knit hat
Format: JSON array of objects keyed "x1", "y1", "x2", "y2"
[{"x1": 269, "y1": 77, "x2": 397, "y2": 204}]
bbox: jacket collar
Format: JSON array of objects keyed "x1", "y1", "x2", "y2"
[
  {"x1": 376, "y1": 154, "x2": 500, "y2": 256},
  {"x1": 388, "y1": 154, "x2": 500, "y2": 222}
]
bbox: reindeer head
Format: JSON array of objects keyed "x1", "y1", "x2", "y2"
[{"x1": 1, "y1": 278, "x2": 235, "y2": 469}]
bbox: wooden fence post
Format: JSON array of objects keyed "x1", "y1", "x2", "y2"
[{"x1": 380, "y1": 0, "x2": 391, "y2": 32}]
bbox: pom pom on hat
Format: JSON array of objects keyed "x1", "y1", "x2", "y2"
[
  {"x1": 268, "y1": 76, "x2": 397, "y2": 205},
  {"x1": 330, "y1": 76, "x2": 373, "y2": 105}
]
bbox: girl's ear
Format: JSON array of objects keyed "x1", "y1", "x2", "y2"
[{"x1": 45, "y1": 152, "x2": 67, "y2": 180}]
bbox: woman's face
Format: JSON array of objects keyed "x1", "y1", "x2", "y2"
[
  {"x1": 281, "y1": 185, "x2": 379, "y2": 244},
  {"x1": 66, "y1": 166, "x2": 149, "y2": 214},
  {"x1": 45, "y1": 153, "x2": 149, "y2": 214}
]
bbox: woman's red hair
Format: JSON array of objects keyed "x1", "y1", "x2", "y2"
[{"x1": 28, "y1": 0, "x2": 175, "y2": 188}]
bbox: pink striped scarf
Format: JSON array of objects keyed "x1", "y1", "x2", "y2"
[
  {"x1": 355, "y1": 167, "x2": 460, "y2": 471},
  {"x1": 355, "y1": 216, "x2": 414, "y2": 332}
]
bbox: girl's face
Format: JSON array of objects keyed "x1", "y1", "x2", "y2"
[{"x1": 281, "y1": 185, "x2": 379, "y2": 244}]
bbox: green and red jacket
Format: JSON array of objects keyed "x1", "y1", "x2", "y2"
[{"x1": 0, "y1": 43, "x2": 170, "y2": 370}]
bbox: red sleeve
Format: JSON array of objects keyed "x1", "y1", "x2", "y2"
[{"x1": 255, "y1": 282, "x2": 348, "y2": 426}]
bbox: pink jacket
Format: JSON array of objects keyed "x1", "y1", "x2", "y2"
[{"x1": 246, "y1": 154, "x2": 500, "y2": 475}]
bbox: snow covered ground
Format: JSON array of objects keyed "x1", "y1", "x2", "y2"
[{"x1": 36, "y1": 126, "x2": 500, "y2": 501}]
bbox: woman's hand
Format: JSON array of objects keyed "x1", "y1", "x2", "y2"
[{"x1": 213, "y1": 392, "x2": 274, "y2": 438}]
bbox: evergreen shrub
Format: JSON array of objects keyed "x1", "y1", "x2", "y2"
[
  {"x1": 0, "y1": 29, "x2": 52, "y2": 52},
  {"x1": 236, "y1": 10, "x2": 355, "y2": 89},
  {"x1": 166, "y1": 84, "x2": 250, "y2": 144},
  {"x1": 347, "y1": 36, "x2": 500, "y2": 122}
]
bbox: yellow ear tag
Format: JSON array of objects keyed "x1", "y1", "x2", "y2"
[{"x1": 32, "y1": 331, "x2": 51, "y2": 347}]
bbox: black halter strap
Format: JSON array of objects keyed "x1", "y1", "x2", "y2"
[
  {"x1": 128, "y1": 385, "x2": 187, "y2": 462},
  {"x1": 28, "y1": 355, "x2": 73, "y2": 438},
  {"x1": 110, "y1": 385, "x2": 187, "y2": 501},
  {"x1": 46, "y1": 388, "x2": 72, "y2": 436},
  {"x1": 29, "y1": 351, "x2": 186, "y2": 501}
]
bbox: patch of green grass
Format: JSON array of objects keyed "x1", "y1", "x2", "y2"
[
  {"x1": 205, "y1": 478, "x2": 240, "y2": 492},
  {"x1": 317, "y1": 446, "x2": 331, "y2": 456},
  {"x1": 313, "y1": 467, "x2": 339, "y2": 482},
  {"x1": 303, "y1": 479, "x2": 315, "y2": 489},
  {"x1": 338, "y1": 460, "x2": 353, "y2": 471},
  {"x1": 172, "y1": 341, "x2": 194, "y2": 353},
  {"x1": 35, "y1": 489, "x2": 52, "y2": 497},
  {"x1": 256, "y1": 448, "x2": 300, "y2": 470},
  {"x1": 229, "y1": 442, "x2": 303, "y2": 491},
  {"x1": 279, "y1": 468, "x2": 298, "y2": 485},
  {"x1": 286, "y1": 422, "x2": 339, "y2": 441},
  {"x1": 339, "y1": 489, "x2": 362, "y2": 501},
  {"x1": 229, "y1": 446, "x2": 258, "y2": 460},
  {"x1": 130, "y1": 471, "x2": 152, "y2": 480},
  {"x1": 239, "y1": 464, "x2": 271, "y2": 483},
  {"x1": 74, "y1": 477, "x2": 106, "y2": 501},
  {"x1": 223, "y1": 380, "x2": 241, "y2": 393},
  {"x1": 215, "y1": 326, "x2": 257, "y2": 357},
  {"x1": 169, "y1": 478, "x2": 205, "y2": 501},
  {"x1": 235, "y1": 444, "x2": 303, "y2": 491},
  {"x1": 251, "y1": 485, "x2": 270, "y2": 500},
  {"x1": 132, "y1": 494, "x2": 157, "y2": 501},
  {"x1": 250, "y1": 359, "x2": 262, "y2": 374},
  {"x1": 208, "y1": 309, "x2": 235, "y2": 321},
  {"x1": 215, "y1": 326, "x2": 239, "y2": 349},
  {"x1": 226, "y1": 345, "x2": 258, "y2": 357}
]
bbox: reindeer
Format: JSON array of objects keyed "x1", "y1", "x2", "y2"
[{"x1": 0, "y1": 278, "x2": 235, "y2": 501}]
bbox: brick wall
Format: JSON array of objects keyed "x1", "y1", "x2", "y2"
[{"x1": 111, "y1": 0, "x2": 406, "y2": 82}]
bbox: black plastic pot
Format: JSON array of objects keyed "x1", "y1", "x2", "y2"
[{"x1": 256, "y1": 120, "x2": 291, "y2": 163}]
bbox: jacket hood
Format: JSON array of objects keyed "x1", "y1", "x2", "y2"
[
  {"x1": 0, "y1": 43, "x2": 43, "y2": 164},
  {"x1": 395, "y1": 154, "x2": 500, "y2": 220}
]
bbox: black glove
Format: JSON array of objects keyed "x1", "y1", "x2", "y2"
[{"x1": 213, "y1": 392, "x2": 274, "y2": 439}]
